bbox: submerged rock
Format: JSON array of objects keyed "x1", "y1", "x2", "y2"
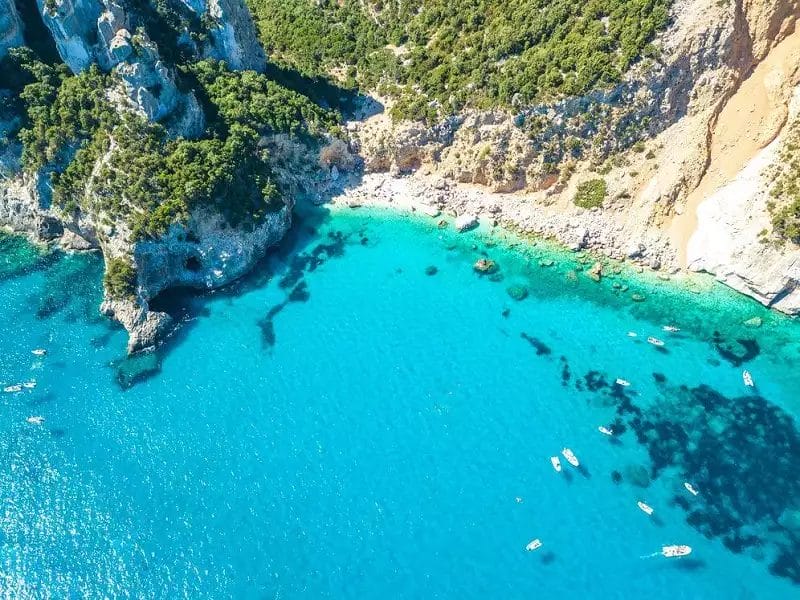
[
  {"x1": 743, "y1": 316, "x2": 763, "y2": 328},
  {"x1": 473, "y1": 258, "x2": 497, "y2": 274},
  {"x1": 624, "y1": 464, "x2": 651, "y2": 488},
  {"x1": 506, "y1": 284, "x2": 528, "y2": 301},
  {"x1": 425, "y1": 265, "x2": 438, "y2": 276},
  {"x1": 455, "y1": 214, "x2": 478, "y2": 232},
  {"x1": 587, "y1": 261, "x2": 603, "y2": 282}
]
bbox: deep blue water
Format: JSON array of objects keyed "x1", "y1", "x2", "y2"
[{"x1": 1, "y1": 206, "x2": 800, "y2": 598}]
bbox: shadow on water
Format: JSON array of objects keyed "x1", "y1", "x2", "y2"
[{"x1": 131, "y1": 197, "x2": 366, "y2": 385}]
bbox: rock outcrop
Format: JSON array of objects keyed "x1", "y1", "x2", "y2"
[
  {"x1": 100, "y1": 205, "x2": 291, "y2": 352},
  {"x1": 1, "y1": 0, "x2": 285, "y2": 351},
  {"x1": 37, "y1": 1, "x2": 205, "y2": 138},
  {"x1": 195, "y1": 0, "x2": 267, "y2": 71},
  {"x1": 0, "y1": 0, "x2": 24, "y2": 58},
  {"x1": 37, "y1": 0, "x2": 102, "y2": 73},
  {"x1": 687, "y1": 90, "x2": 800, "y2": 315},
  {"x1": 349, "y1": 0, "x2": 800, "y2": 315}
]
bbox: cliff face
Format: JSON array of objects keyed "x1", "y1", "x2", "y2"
[
  {"x1": 351, "y1": 0, "x2": 800, "y2": 315},
  {"x1": 101, "y1": 205, "x2": 292, "y2": 352},
  {"x1": 0, "y1": 0, "x2": 24, "y2": 59},
  {"x1": 0, "y1": 0, "x2": 295, "y2": 352}
]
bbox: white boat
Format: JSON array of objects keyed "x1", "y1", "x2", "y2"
[
  {"x1": 662, "y1": 545, "x2": 692, "y2": 558},
  {"x1": 637, "y1": 501, "x2": 654, "y2": 515},
  {"x1": 561, "y1": 448, "x2": 579, "y2": 468},
  {"x1": 615, "y1": 378, "x2": 631, "y2": 387},
  {"x1": 526, "y1": 538, "x2": 543, "y2": 551},
  {"x1": 22, "y1": 381, "x2": 37, "y2": 389},
  {"x1": 31, "y1": 349, "x2": 47, "y2": 357},
  {"x1": 627, "y1": 331, "x2": 638, "y2": 337},
  {"x1": 684, "y1": 482, "x2": 699, "y2": 496},
  {"x1": 550, "y1": 456, "x2": 562, "y2": 472},
  {"x1": 647, "y1": 337, "x2": 665, "y2": 347},
  {"x1": 26, "y1": 416, "x2": 44, "y2": 425},
  {"x1": 3, "y1": 385, "x2": 21, "y2": 393},
  {"x1": 743, "y1": 370, "x2": 754, "y2": 387},
  {"x1": 598, "y1": 426, "x2": 613, "y2": 436},
  {"x1": 662, "y1": 325, "x2": 680, "y2": 332}
]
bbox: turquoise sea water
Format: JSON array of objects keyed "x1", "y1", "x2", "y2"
[{"x1": 1, "y1": 205, "x2": 800, "y2": 598}]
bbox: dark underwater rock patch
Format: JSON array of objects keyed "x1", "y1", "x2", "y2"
[
  {"x1": 114, "y1": 350, "x2": 161, "y2": 389},
  {"x1": 712, "y1": 332, "x2": 760, "y2": 366},
  {"x1": 559, "y1": 356, "x2": 571, "y2": 386},
  {"x1": 520, "y1": 333, "x2": 551, "y2": 356},
  {"x1": 288, "y1": 281, "x2": 310, "y2": 303}
]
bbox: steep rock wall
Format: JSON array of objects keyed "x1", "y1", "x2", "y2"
[{"x1": 0, "y1": 0, "x2": 24, "y2": 58}]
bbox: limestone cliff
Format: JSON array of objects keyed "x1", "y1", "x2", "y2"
[
  {"x1": 0, "y1": 0, "x2": 299, "y2": 352},
  {"x1": 350, "y1": 0, "x2": 800, "y2": 315},
  {"x1": 0, "y1": 0, "x2": 24, "y2": 58}
]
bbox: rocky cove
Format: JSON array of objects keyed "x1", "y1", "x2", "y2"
[{"x1": 2, "y1": 0, "x2": 800, "y2": 353}]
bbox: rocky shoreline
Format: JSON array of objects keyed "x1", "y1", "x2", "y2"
[{"x1": 326, "y1": 169, "x2": 800, "y2": 317}]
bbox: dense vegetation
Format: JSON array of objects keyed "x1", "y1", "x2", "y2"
[
  {"x1": 768, "y1": 122, "x2": 800, "y2": 244},
  {"x1": 0, "y1": 46, "x2": 338, "y2": 240},
  {"x1": 573, "y1": 178, "x2": 607, "y2": 208},
  {"x1": 246, "y1": 0, "x2": 672, "y2": 120},
  {"x1": 104, "y1": 256, "x2": 137, "y2": 299}
]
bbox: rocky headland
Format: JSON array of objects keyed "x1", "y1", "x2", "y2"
[{"x1": 2, "y1": 0, "x2": 800, "y2": 353}]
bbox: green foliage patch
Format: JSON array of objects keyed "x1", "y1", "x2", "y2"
[
  {"x1": 769, "y1": 122, "x2": 800, "y2": 244},
  {"x1": 104, "y1": 256, "x2": 137, "y2": 299},
  {"x1": 573, "y1": 178, "x2": 607, "y2": 209},
  {"x1": 246, "y1": 0, "x2": 672, "y2": 120}
]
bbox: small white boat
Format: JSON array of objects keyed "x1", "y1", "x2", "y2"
[
  {"x1": 550, "y1": 456, "x2": 562, "y2": 472},
  {"x1": 647, "y1": 337, "x2": 665, "y2": 347},
  {"x1": 627, "y1": 331, "x2": 638, "y2": 337},
  {"x1": 26, "y1": 416, "x2": 44, "y2": 425},
  {"x1": 662, "y1": 325, "x2": 680, "y2": 332},
  {"x1": 684, "y1": 482, "x2": 699, "y2": 496},
  {"x1": 662, "y1": 545, "x2": 692, "y2": 558},
  {"x1": 637, "y1": 501, "x2": 654, "y2": 516},
  {"x1": 31, "y1": 349, "x2": 47, "y2": 357},
  {"x1": 4, "y1": 385, "x2": 21, "y2": 393},
  {"x1": 526, "y1": 538, "x2": 543, "y2": 551},
  {"x1": 615, "y1": 378, "x2": 631, "y2": 387},
  {"x1": 22, "y1": 381, "x2": 37, "y2": 389},
  {"x1": 561, "y1": 448, "x2": 579, "y2": 468},
  {"x1": 598, "y1": 426, "x2": 613, "y2": 436},
  {"x1": 743, "y1": 370, "x2": 754, "y2": 387}
]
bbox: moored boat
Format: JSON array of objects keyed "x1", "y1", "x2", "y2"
[
  {"x1": 22, "y1": 381, "x2": 37, "y2": 389},
  {"x1": 662, "y1": 325, "x2": 680, "y2": 332},
  {"x1": 4, "y1": 385, "x2": 21, "y2": 393},
  {"x1": 743, "y1": 370, "x2": 754, "y2": 387},
  {"x1": 550, "y1": 456, "x2": 562, "y2": 472},
  {"x1": 615, "y1": 378, "x2": 631, "y2": 387},
  {"x1": 31, "y1": 349, "x2": 47, "y2": 356},
  {"x1": 526, "y1": 539, "x2": 543, "y2": 551},
  {"x1": 647, "y1": 337, "x2": 665, "y2": 347},
  {"x1": 561, "y1": 448, "x2": 579, "y2": 467},
  {"x1": 598, "y1": 426, "x2": 613, "y2": 436},
  {"x1": 684, "y1": 482, "x2": 699, "y2": 496},
  {"x1": 637, "y1": 501, "x2": 654, "y2": 515},
  {"x1": 26, "y1": 416, "x2": 44, "y2": 425},
  {"x1": 662, "y1": 545, "x2": 692, "y2": 558}
]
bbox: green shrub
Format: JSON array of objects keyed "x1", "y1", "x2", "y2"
[
  {"x1": 246, "y1": 0, "x2": 672, "y2": 119},
  {"x1": 573, "y1": 179, "x2": 607, "y2": 209},
  {"x1": 104, "y1": 257, "x2": 137, "y2": 299}
]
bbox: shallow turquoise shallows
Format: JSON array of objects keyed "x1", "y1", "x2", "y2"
[{"x1": 2, "y1": 205, "x2": 800, "y2": 599}]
